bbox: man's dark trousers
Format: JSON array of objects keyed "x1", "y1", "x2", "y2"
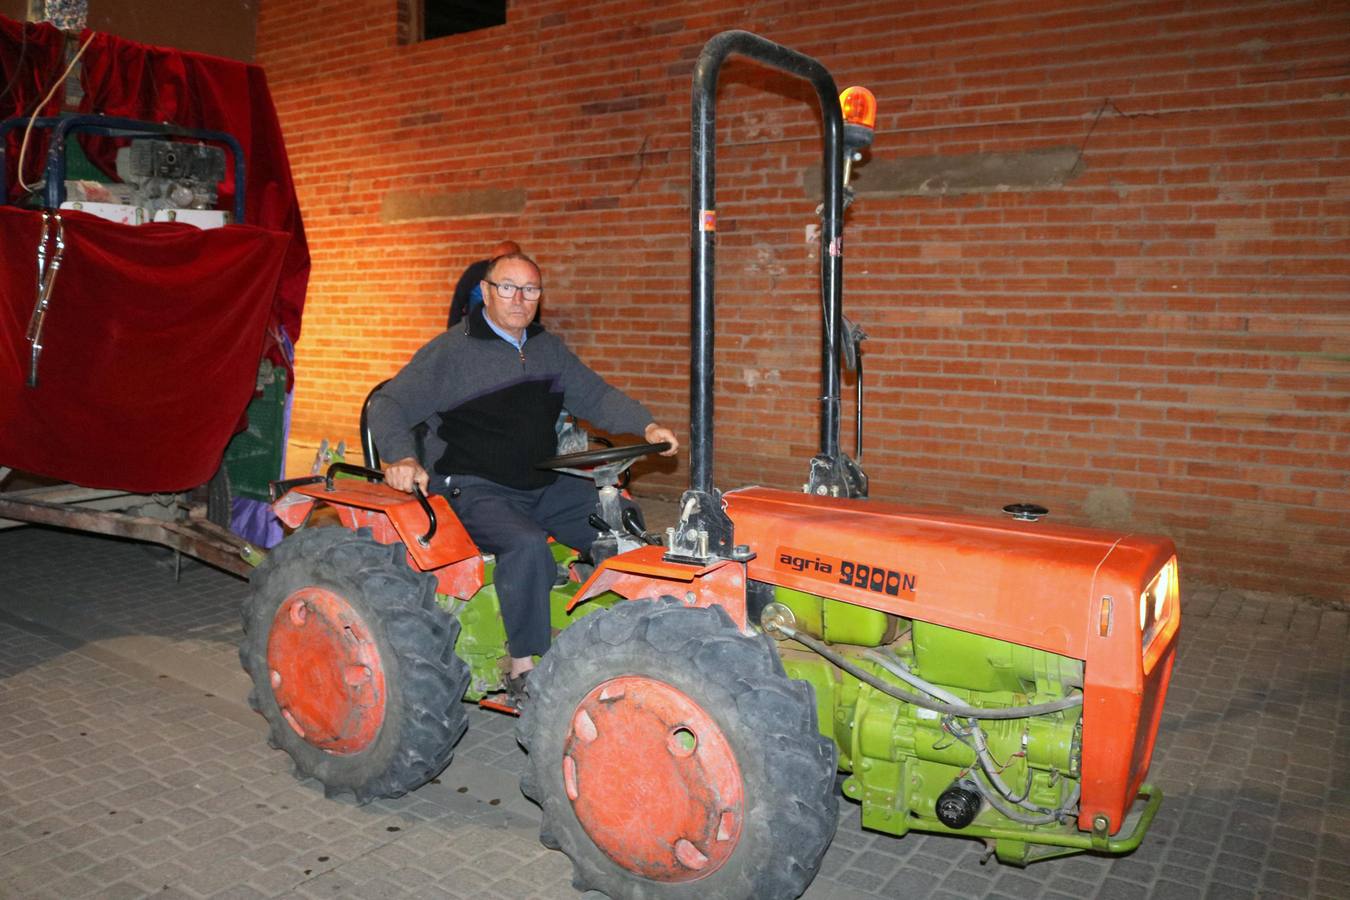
[{"x1": 441, "y1": 473, "x2": 597, "y2": 658}]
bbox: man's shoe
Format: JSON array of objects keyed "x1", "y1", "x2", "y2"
[{"x1": 505, "y1": 671, "x2": 530, "y2": 712}]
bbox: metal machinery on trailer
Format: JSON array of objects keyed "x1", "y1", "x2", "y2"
[{"x1": 243, "y1": 30, "x2": 1178, "y2": 900}]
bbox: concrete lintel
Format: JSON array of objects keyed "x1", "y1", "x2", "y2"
[
  {"x1": 381, "y1": 187, "x2": 527, "y2": 223},
  {"x1": 808, "y1": 146, "x2": 1084, "y2": 197}
]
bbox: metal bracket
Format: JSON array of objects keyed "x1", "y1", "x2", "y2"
[
  {"x1": 804, "y1": 451, "x2": 869, "y2": 499},
  {"x1": 663, "y1": 488, "x2": 755, "y2": 565}
]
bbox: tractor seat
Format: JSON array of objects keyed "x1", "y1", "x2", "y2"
[{"x1": 360, "y1": 379, "x2": 429, "y2": 470}]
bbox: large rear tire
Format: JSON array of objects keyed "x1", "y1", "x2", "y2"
[
  {"x1": 518, "y1": 597, "x2": 838, "y2": 899},
  {"x1": 241, "y1": 526, "x2": 470, "y2": 802}
]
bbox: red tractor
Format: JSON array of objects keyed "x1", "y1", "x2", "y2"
[{"x1": 242, "y1": 30, "x2": 1178, "y2": 900}]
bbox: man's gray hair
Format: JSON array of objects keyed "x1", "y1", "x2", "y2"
[{"x1": 486, "y1": 252, "x2": 540, "y2": 281}]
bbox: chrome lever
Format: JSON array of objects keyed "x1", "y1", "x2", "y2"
[{"x1": 25, "y1": 211, "x2": 65, "y2": 388}]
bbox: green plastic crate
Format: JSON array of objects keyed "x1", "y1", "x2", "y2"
[{"x1": 223, "y1": 360, "x2": 287, "y2": 501}]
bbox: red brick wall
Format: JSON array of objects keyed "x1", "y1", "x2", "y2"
[{"x1": 257, "y1": 1, "x2": 1350, "y2": 601}]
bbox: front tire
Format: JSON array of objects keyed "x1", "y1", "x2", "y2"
[
  {"x1": 241, "y1": 526, "x2": 470, "y2": 802},
  {"x1": 518, "y1": 598, "x2": 838, "y2": 899}
]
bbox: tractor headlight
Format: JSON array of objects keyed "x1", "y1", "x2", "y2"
[
  {"x1": 1153, "y1": 562, "x2": 1169, "y2": 620},
  {"x1": 1139, "y1": 557, "x2": 1178, "y2": 660}
]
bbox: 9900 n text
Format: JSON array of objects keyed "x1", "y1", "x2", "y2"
[{"x1": 838, "y1": 560, "x2": 916, "y2": 597}]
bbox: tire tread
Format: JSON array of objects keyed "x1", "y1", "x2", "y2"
[
  {"x1": 519, "y1": 597, "x2": 837, "y2": 899},
  {"x1": 241, "y1": 527, "x2": 470, "y2": 802}
]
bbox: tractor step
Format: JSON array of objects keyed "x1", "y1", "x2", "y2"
[{"x1": 478, "y1": 696, "x2": 521, "y2": 717}]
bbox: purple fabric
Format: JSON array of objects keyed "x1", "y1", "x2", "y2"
[{"x1": 231, "y1": 496, "x2": 285, "y2": 549}]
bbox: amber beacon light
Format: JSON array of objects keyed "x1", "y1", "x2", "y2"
[
  {"x1": 840, "y1": 85, "x2": 877, "y2": 129},
  {"x1": 839, "y1": 86, "x2": 876, "y2": 155}
]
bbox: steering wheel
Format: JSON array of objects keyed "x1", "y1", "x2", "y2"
[{"x1": 535, "y1": 441, "x2": 670, "y2": 471}]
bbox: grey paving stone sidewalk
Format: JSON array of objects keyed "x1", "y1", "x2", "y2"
[{"x1": 0, "y1": 524, "x2": 1346, "y2": 899}]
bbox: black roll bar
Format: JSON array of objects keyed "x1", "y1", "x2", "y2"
[
  {"x1": 688, "y1": 30, "x2": 846, "y2": 495},
  {"x1": 668, "y1": 31, "x2": 847, "y2": 563}
]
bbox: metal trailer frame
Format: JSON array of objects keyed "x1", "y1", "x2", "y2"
[{"x1": 0, "y1": 467, "x2": 258, "y2": 577}]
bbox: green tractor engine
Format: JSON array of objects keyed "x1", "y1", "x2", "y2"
[{"x1": 763, "y1": 585, "x2": 1131, "y2": 865}]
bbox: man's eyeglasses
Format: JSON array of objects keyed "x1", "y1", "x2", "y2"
[{"x1": 487, "y1": 280, "x2": 542, "y2": 302}]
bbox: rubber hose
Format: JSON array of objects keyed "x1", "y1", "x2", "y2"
[
  {"x1": 866, "y1": 647, "x2": 1061, "y2": 812},
  {"x1": 770, "y1": 623, "x2": 1083, "y2": 720}
]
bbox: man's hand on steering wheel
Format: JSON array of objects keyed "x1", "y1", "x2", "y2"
[
  {"x1": 383, "y1": 456, "x2": 430, "y2": 494},
  {"x1": 644, "y1": 422, "x2": 679, "y2": 456}
]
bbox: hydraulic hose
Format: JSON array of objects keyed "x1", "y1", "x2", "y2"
[
  {"x1": 862, "y1": 647, "x2": 964, "y2": 704},
  {"x1": 864, "y1": 647, "x2": 1076, "y2": 814},
  {"x1": 766, "y1": 622, "x2": 1084, "y2": 823},
  {"x1": 768, "y1": 623, "x2": 1083, "y2": 719}
]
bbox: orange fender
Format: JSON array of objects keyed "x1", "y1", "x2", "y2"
[
  {"x1": 271, "y1": 479, "x2": 484, "y2": 599},
  {"x1": 570, "y1": 545, "x2": 749, "y2": 631}
]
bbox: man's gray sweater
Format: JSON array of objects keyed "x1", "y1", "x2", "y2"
[{"x1": 367, "y1": 307, "x2": 653, "y2": 489}]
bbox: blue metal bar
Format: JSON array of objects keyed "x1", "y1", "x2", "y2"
[{"x1": 1, "y1": 114, "x2": 246, "y2": 223}]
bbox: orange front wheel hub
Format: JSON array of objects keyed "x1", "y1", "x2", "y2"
[
  {"x1": 266, "y1": 586, "x2": 387, "y2": 754},
  {"x1": 562, "y1": 676, "x2": 744, "y2": 881}
]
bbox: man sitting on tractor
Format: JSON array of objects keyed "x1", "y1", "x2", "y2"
[{"x1": 370, "y1": 252, "x2": 679, "y2": 707}]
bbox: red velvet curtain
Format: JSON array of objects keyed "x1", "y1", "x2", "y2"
[
  {"x1": 0, "y1": 18, "x2": 309, "y2": 490},
  {"x1": 0, "y1": 207, "x2": 290, "y2": 491}
]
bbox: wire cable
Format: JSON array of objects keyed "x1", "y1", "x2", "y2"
[{"x1": 17, "y1": 30, "x2": 95, "y2": 193}]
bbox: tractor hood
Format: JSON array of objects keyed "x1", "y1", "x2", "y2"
[{"x1": 724, "y1": 486, "x2": 1175, "y2": 662}]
